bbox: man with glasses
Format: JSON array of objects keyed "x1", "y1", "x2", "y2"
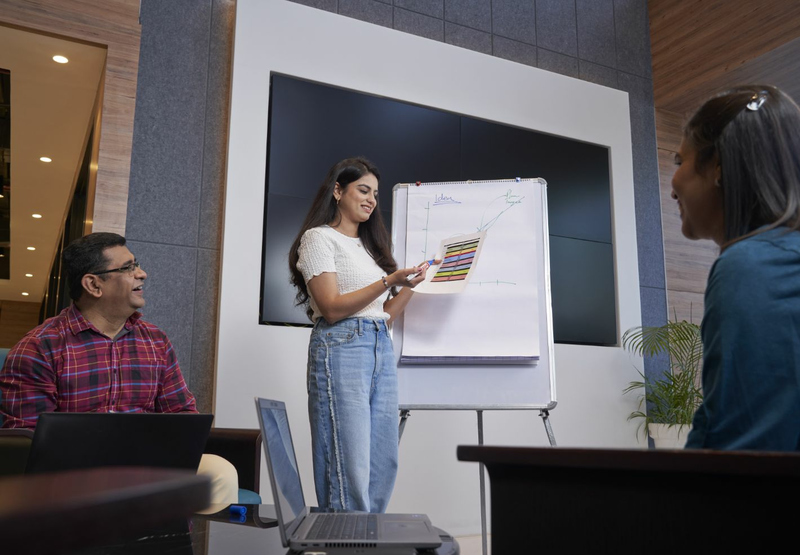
[{"x1": 0, "y1": 232, "x2": 237, "y2": 502}]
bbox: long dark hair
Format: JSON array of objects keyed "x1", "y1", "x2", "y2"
[
  {"x1": 289, "y1": 157, "x2": 398, "y2": 320},
  {"x1": 684, "y1": 84, "x2": 800, "y2": 249}
]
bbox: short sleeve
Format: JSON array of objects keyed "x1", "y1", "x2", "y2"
[{"x1": 296, "y1": 228, "x2": 337, "y2": 283}]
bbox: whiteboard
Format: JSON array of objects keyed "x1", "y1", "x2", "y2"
[{"x1": 391, "y1": 179, "x2": 556, "y2": 410}]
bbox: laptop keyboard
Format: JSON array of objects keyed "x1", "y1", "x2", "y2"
[{"x1": 306, "y1": 514, "x2": 379, "y2": 540}]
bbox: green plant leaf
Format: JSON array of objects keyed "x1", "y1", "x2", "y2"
[{"x1": 622, "y1": 319, "x2": 703, "y2": 440}]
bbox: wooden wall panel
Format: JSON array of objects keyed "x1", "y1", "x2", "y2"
[
  {"x1": 655, "y1": 109, "x2": 684, "y2": 152},
  {"x1": 0, "y1": 301, "x2": 40, "y2": 348},
  {"x1": 659, "y1": 149, "x2": 718, "y2": 294},
  {"x1": 0, "y1": 0, "x2": 141, "y2": 235},
  {"x1": 711, "y1": 36, "x2": 800, "y2": 105},
  {"x1": 656, "y1": 108, "x2": 719, "y2": 324},
  {"x1": 650, "y1": 0, "x2": 800, "y2": 114},
  {"x1": 667, "y1": 290, "x2": 706, "y2": 327},
  {"x1": 651, "y1": 2, "x2": 800, "y2": 326}
]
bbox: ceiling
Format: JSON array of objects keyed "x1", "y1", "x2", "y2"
[
  {"x1": 650, "y1": 0, "x2": 800, "y2": 116},
  {"x1": 0, "y1": 24, "x2": 106, "y2": 303}
]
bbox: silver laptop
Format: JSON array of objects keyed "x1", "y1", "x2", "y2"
[{"x1": 255, "y1": 397, "x2": 442, "y2": 550}]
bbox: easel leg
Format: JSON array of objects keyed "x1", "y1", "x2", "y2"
[
  {"x1": 398, "y1": 409, "x2": 410, "y2": 443},
  {"x1": 477, "y1": 410, "x2": 488, "y2": 555},
  {"x1": 539, "y1": 409, "x2": 557, "y2": 446}
]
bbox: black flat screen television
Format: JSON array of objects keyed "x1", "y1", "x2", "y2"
[{"x1": 262, "y1": 74, "x2": 616, "y2": 346}]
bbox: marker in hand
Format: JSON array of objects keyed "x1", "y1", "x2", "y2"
[{"x1": 406, "y1": 259, "x2": 437, "y2": 281}]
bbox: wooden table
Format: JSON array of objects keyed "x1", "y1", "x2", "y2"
[
  {"x1": 458, "y1": 445, "x2": 800, "y2": 554},
  {"x1": 0, "y1": 467, "x2": 210, "y2": 554}
]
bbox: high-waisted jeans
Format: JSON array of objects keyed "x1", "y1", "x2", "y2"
[{"x1": 307, "y1": 317, "x2": 398, "y2": 513}]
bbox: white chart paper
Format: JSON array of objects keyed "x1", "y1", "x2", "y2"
[{"x1": 402, "y1": 181, "x2": 540, "y2": 359}]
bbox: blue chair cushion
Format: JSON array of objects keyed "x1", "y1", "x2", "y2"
[{"x1": 238, "y1": 489, "x2": 262, "y2": 504}]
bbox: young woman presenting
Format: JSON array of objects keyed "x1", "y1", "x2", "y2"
[{"x1": 289, "y1": 157, "x2": 437, "y2": 511}]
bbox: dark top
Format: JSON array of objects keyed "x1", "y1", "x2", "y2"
[{"x1": 686, "y1": 227, "x2": 800, "y2": 451}]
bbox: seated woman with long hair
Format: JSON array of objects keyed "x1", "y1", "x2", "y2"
[{"x1": 671, "y1": 85, "x2": 800, "y2": 451}]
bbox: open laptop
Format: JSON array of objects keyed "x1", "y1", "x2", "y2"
[
  {"x1": 26, "y1": 412, "x2": 213, "y2": 473},
  {"x1": 255, "y1": 397, "x2": 442, "y2": 550}
]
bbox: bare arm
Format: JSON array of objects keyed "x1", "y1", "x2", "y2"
[
  {"x1": 307, "y1": 263, "x2": 429, "y2": 324},
  {"x1": 384, "y1": 288, "x2": 415, "y2": 325},
  {"x1": 385, "y1": 259, "x2": 440, "y2": 325}
]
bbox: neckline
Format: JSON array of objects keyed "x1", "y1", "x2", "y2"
[{"x1": 325, "y1": 225, "x2": 360, "y2": 240}]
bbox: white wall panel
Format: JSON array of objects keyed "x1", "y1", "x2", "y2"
[{"x1": 217, "y1": 0, "x2": 644, "y2": 536}]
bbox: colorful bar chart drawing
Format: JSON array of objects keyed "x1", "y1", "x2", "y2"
[
  {"x1": 432, "y1": 239, "x2": 479, "y2": 282},
  {"x1": 414, "y1": 231, "x2": 486, "y2": 294}
]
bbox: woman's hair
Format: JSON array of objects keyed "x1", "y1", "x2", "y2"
[
  {"x1": 289, "y1": 157, "x2": 398, "y2": 320},
  {"x1": 684, "y1": 84, "x2": 800, "y2": 248}
]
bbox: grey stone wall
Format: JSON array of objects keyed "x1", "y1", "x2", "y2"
[
  {"x1": 127, "y1": 0, "x2": 235, "y2": 413},
  {"x1": 127, "y1": 0, "x2": 667, "y2": 412}
]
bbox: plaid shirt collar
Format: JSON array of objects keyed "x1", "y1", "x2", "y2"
[{"x1": 65, "y1": 304, "x2": 143, "y2": 337}]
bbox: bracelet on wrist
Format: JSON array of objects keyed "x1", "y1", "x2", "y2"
[{"x1": 382, "y1": 276, "x2": 390, "y2": 289}]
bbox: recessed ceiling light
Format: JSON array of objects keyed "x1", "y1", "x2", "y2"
[
  {"x1": 0, "y1": 254, "x2": 4, "y2": 258},
  {"x1": 27, "y1": 246, "x2": 36, "y2": 251},
  {"x1": 53, "y1": 55, "x2": 69, "y2": 64},
  {"x1": 25, "y1": 273, "x2": 33, "y2": 277},
  {"x1": 39, "y1": 157, "x2": 52, "y2": 163},
  {"x1": 22, "y1": 292, "x2": 29, "y2": 296},
  {"x1": 0, "y1": 194, "x2": 4, "y2": 198},
  {"x1": 32, "y1": 214, "x2": 43, "y2": 219}
]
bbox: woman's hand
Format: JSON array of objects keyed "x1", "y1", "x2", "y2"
[
  {"x1": 308, "y1": 260, "x2": 441, "y2": 324},
  {"x1": 388, "y1": 260, "x2": 441, "y2": 288},
  {"x1": 383, "y1": 259, "x2": 442, "y2": 323}
]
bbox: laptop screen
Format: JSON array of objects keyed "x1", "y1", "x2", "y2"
[
  {"x1": 258, "y1": 400, "x2": 306, "y2": 530},
  {"x1": 27, "y1": 413, "x2": 213, "y2": 474}
]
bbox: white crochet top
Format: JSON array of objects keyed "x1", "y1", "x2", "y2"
[{"x1": 296, "y1": 225, "x2": 390, "y2": 322}]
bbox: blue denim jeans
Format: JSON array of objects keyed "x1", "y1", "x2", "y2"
[{"x1": 307, "y1": 317, "x2": 399, "y2": 513}]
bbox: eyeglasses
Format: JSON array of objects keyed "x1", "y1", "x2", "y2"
[{"x1": 93, "y1": 261, "x2": 141, "y2": 275}]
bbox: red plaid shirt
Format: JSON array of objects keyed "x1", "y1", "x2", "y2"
[{"x1": 0, "y1": 304, "x2": 196, "y2": 428}]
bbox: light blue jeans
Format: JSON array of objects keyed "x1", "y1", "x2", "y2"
[{"x1": 307, "y1": 317, "x2": 399, "y2": 513}]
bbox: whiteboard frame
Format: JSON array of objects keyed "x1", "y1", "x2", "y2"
[{"x1": 391, "y1": 178, "x2": 556, "y2": 411}]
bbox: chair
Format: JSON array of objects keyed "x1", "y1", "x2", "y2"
[
  {"x1": 203, "y1": 427, "x2": 263, "y2": 503},
  {"x1": 0, "y1": 428, "x2": 34, "y2": 477},
  {"x1": 0, "y1": 426, "x2": 263, "y2": 503}
]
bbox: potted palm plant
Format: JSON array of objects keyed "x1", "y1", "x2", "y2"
[{"x1": 622, "y1": 319, "x2": 703, "y2": 448}]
